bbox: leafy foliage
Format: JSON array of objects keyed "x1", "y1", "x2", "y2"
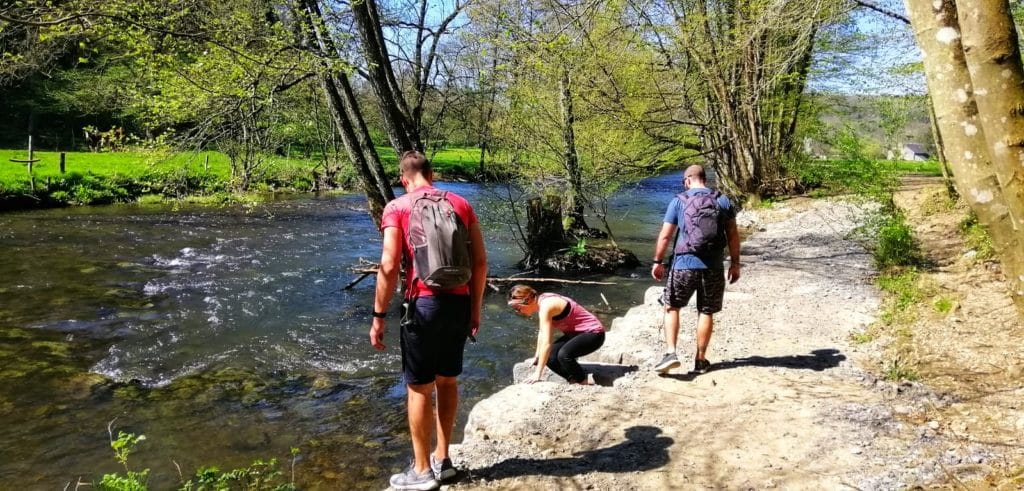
[{"x1": 93, "y1": 427, "x2": 297, "y2": 490}]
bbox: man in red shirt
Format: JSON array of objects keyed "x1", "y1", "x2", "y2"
[{"x1": 370, "y1": 151, "x2": 488, "y2": 490}]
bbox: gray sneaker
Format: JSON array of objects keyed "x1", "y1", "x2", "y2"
[
  {"x1": 430, "y1": 454, "x2": 456, "y2": 482},
  {"x1": 389, "y1": 464, "x2": 439, "y2": 491},
  {"x1": 654, "y1": 353, "x2": 681, "y2": 373}
]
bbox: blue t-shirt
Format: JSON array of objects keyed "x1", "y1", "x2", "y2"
[{"x1": 663, "y1": 188, "x2": 735, "y2": 270}]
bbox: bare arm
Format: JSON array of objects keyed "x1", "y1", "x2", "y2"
[
  {"x1": 725, "y1": 218, "x2": 741, "y2": 283},
  {"x1": 468, "y1": 222, "x2": 488, "y2": 337},
  {"x1": 526, "y1": 296, "x2": 563, "y2": 383},
  {"x1": 651, "y1": 222, "x2": 676, "y2": 281},
  {"x1": 370, "y1": 226, "x2": 402, "y2": 350}
]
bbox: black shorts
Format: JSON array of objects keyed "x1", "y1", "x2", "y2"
[
  {"x1": 660, "y1": 269, "x2": 726, "y2": 314},
  {"x1": 400, "y1": 294, "x2": 471, "y2": 385}
]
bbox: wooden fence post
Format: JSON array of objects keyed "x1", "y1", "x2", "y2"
[
  {"x1": 28, "y1": 135, "x2": 35, "y2": 192},
  {"x1": 60, "y1": 152, "x2": 66, "y2": 174}
]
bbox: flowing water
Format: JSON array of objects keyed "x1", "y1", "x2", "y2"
[{"x1": 0, "y1": 172, "x2": 685, "y2": 489}]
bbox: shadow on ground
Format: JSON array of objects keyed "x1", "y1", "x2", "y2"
[
  {"x1": 584, "y1": 363, "x2": 639, "y2": 386},
  {"x1": 660, "y1": 348, "x2": 846, "y2": 381},
  {"x1": 465, "y1": 425, "x2": 672, "y2": 481}
]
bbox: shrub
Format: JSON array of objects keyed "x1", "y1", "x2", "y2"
[{"x1": 874, "y1": 212, "x2": 921, "y2": 268}]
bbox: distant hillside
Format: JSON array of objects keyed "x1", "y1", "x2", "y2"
[{"x1": 803, "y1": 93, "x2": 935, "y2": 159}]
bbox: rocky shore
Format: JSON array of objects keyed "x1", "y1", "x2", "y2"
[{"x1": 441, "y1": 197, "x2": 1003, "y2": 490}]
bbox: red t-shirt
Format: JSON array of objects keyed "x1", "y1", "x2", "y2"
[{"x1": 380, "y1": 185, "x2": 478, "y2": 298}]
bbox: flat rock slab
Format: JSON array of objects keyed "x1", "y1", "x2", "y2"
[{"x1": 449, "y1": 199, "x2": 990, "y2": 490}]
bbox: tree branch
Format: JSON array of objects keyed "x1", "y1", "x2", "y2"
[{"x1": 851, "y1": 0, "x2": 910, "y2": 25}]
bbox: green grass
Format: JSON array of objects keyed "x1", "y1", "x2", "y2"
[
  {"x1": 2, "y1": 146, "x2": 483, "y2": 186},
  {"x1": 958, "y1": 212, "x2": 997, "y2": 261},
  {"x1": 850, "y1": 331, "x2": 875, "y2": 344},
  {"x1": 892, "y1": 159, "x2": 942, "y2": 176},
  {"x1": 0, "y1": 149, "x2": 234, "y2": 183},
  {"x1": 0, "y1": 146, "x2": 485, "y2": 208},
  {"x1": 932, "y1": 296, "x2": 955, "y2": 314},
  {"x1": 877, "y1": 268, "x2": 921, "y2": 325},
  {"x1": 376, "y1": 146, "x2": 483, "y2": 175},
  {"x1": 883, "y1": 356, "x2": 920, "y2": 382}
]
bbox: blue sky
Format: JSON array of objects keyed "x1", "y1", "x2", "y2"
[{"x1": 809, "y1": 1, "x2": 926, "y2": 95}]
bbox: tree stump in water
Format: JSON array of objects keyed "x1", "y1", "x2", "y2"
[
  {"x1": 522, "y1": 195, "x2": 567, "y2": 269},
  {"x1": 520, "y1": 194, "x2": 638, "y2": 274}
]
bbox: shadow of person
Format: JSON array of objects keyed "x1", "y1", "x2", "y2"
[
  {"x1": 466, "y1": 425, "x2": 672, "y2": 481},
  {"x1": 580, "y1": 363, "x2": 639, "y2": 386},
  {"x1": 659, "y1": 348, "x2": 846, "y2": 381}
]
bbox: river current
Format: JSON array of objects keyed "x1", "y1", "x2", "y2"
[{"x1": 0, "y1": 172, "x2": 684, "y2": 488}]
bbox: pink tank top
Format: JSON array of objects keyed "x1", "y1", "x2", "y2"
[{"x1": 539, "y1": 293, "x2": 605, "y2": 334}]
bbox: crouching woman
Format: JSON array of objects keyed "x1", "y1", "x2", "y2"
[{"x1": 507, "y1": 284, "x2": 606, "y2": 385}]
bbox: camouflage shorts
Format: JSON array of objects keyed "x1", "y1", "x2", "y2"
[{"x1": 660, "y1": 269, "x2": 726, "y2": 314}]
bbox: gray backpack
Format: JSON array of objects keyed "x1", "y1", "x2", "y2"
[
  {"x1": 673, "y1": 190, "x2": 726, "y2": 255},
  {"x1": 406, "y1": 189, "x2": 472, "y2": 289}
]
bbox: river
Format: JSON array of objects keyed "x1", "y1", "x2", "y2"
[{"x1": 0, "y1": 172, "x2": 685, "y2": 489}]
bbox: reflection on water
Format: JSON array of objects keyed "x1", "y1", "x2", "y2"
[{"x1": 0, "y1": 172, "x2": 684, "y2": 488}]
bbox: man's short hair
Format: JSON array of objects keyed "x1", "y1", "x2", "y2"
[
  {"x1": 400, "y1": 150, "x2": 432, "y2": 176},
  {"x1": 684, "y1": 164, "x2": 706, "y2": 183}
]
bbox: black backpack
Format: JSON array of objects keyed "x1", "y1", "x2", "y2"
[
  {"x1": 673, "y1": 190, "x2": 726, "y2": 256},
  {"x1": 406, "y1": 189, "x2": 472, "y2": 289}
]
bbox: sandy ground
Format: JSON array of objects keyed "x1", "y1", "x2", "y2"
[{"x1": 432, "y1": 190, "x2": 1023, "y2": 491}]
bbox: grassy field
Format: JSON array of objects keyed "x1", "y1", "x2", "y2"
[
  {"x1": 0, "y1": 146, "x2": 483, "y2": 185},
  {"x1": 1, "y1": 149, "x2": 234, "y2": 183},
  {"x1": 892, "y1": 159, "x2": 942, "y2": 176},
  {"x1": 0, "y1": 146, "x2": 486, "y2": 209}
]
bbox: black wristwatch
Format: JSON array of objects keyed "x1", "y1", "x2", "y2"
[{"x1": 371, "y1": 311, "x2": 387, "y2": 319}]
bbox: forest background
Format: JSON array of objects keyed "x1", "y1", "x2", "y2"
[{"x1": 4, "y1": 0, "x2": 1024, "y2": 305}]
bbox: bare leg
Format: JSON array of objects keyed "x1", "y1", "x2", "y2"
[
  {"x1": 433, "y1": 375, "x2": 458, "y2": 461},
  {"x1": 695, "y1": 313, "x2": 714, "y2": 360},
  {"x1": 663, "y1": 307, "x2": 680, "y2": 353},
  {"x1": 406, "y1": 382, "x2": 435, "y2": 473}
]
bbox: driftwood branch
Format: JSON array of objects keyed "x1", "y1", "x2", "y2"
[
  {"x1": 342, "y1": 271, "x2": 374, "y2": 290},
  {"x1": 486, "y1": 277, "x2": 616, "y2": 285},
  {"x1": 342, "y1": 268, "x2": 617, "y2": 289}
]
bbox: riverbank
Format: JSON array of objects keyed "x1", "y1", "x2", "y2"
[
  {"x1": 0, "y1": 147, "x2": 493, "y2": 211},
  {"x1": 443, "y1": 194, "x2": 1021, "y2": 489}
]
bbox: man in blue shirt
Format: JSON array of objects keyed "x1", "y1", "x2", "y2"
[{"x1": 650, "y1": 165, "x2": 741, "y2": 374}]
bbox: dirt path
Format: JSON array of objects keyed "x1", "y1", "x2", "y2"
[{"x1": 444, "y1": 195, "x2": 1019, "y2": 490}]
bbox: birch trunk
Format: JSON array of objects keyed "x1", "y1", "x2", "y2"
[
  {"x1": 955, "y1": 0, "x2": 1024, "y2": 308},
  {"x1": 905, "y1": 0, "x2": 1024, "y2": 310}
]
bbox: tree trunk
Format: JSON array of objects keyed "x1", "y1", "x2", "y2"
[
  {"x1": 521, "y1": 195, "x2": 568, "y2": 269},
  {"x1": 906, "y1": 0, "x2": 1024, "y2": 312},
  {"x1": 351, "y1": 0, "x2": 422, "y2": 154},
  {"x1": 957, "y1": 0, "x2": 1024, "y2": 310},
  {"x1": 926, "y1": 95, "x2": 957, "y2": 197},
  {"x1": 336, "y1": 73, "x2": 393, "y2": 203},
  {"x1": 558, "y1": 68, "x2": 590, "y2": 234},
  {"x1": 300, "y1": 0, "x2": 393, "y2": 227}
]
